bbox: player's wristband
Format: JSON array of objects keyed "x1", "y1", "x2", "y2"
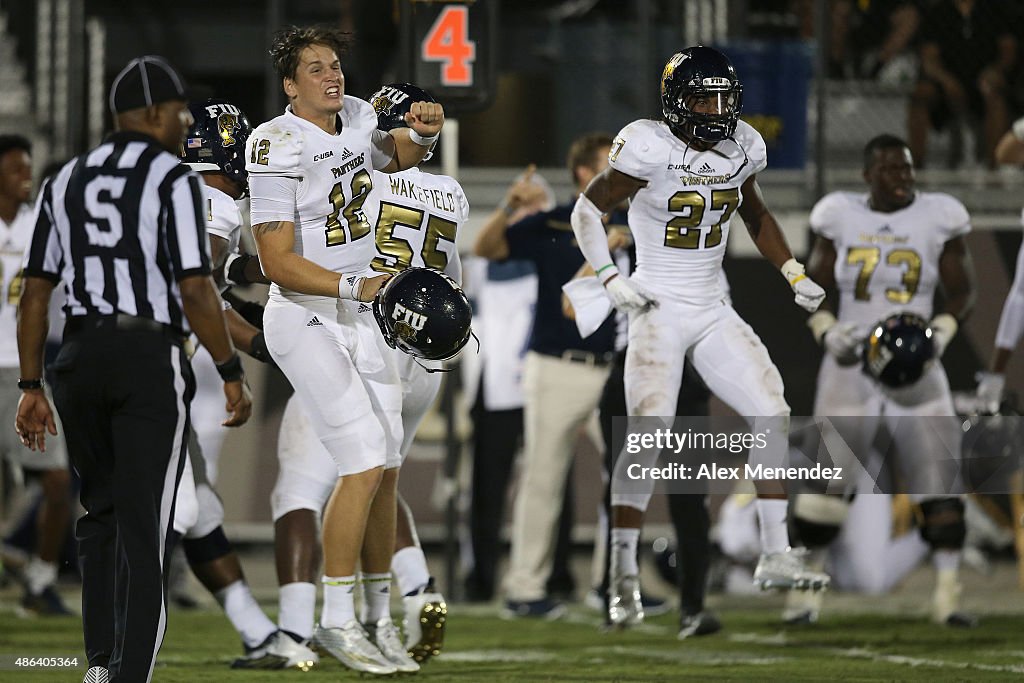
[
  {"x1": 338, "y1": 274, "x2": 364, "y2": 300},
  {"x1": 17, "y1": 378, "x2": 42, "y2": 390},
  {"x1": 409, "y1": 129, "x2": 439, "y2": 147},
  {"x1": 225, "y1": 252, "x2": 256, "y2": 287},
  {"x1": 780, "y1": 258, "x2": 807, "y2": 286},
  {"x1": 807, "y1": 310, "x2": 838, "y2": 345},
  {"x1": 215, "y1": 354, "x2": 245, "y2": 382},
  {"x1": 596, "y1": 264, "x2": 619, "y2": 285}
]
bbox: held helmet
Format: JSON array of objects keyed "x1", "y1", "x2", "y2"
[
  {"x1": 862, "y1": 312, "x2": 935, "y2": 388},
  {"x1": 372, "y1": 267, "x2": 472, "y2": 362},
  {"x1": 369, "y1": 82, "x2": 439, "y2": 161},
  {"x1": 180, "y1": 98, "x2": 253, "y2": 195},
  {"x1": 661, "y1": 46, "x2": 743, "y2": 143}
]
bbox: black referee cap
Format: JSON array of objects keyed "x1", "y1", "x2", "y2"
[{"x1": 109, "y1": 56, "x2": 189, "y2": 115}]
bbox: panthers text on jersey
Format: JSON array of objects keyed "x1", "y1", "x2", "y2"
[
  {"x1": 245, "y1": 97, "x2": 394, "y2": 303},
  {"x1": 0, "y1": 204, "x2": 32, "y2": 367},
  {"x1": 364, "y1": 166, "x2": 468, "y2": 283},
  {"x1": 810, "y1": 191, "x2": 970, "y2": 334},
  {"x1": 608, "y1": 118, "x2": 766, "y2": 305}
]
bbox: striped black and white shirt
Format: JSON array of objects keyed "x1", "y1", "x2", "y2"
[{"x1": 23, "y1": 131, "x2": 211, "y2": 333}]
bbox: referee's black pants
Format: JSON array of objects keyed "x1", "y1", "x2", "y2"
[
  {"x1": 598, "y1": 350, "x2": 712, "y2": 620},
  {"x1": 51, "y1": 324, "x2": 193, "y2": 682}
]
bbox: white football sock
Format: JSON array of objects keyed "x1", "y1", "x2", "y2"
[
  {"x1": 278, "y1": 581, "x2": 317, "y2": 641},
  {"x1": 610, "y1": 528, "x2": 640, "y2": 580},
  {"x1": 24, "y1": 556, "x2": 57, "y2": 595},
  {"x1": 391, "y1": 546, "x2": 430, "y2": 597},
  {"x1": 360, "y1": 572, "x2": 393, "y2": 624},
  {"x1": 214, "y1": 580, "x2": 277, "y2": 649},
  {"x1": 756, "y1": 499, "x2": 790, "y2": 554},
  {"x1": 320, "y1": 575, "x2": 357, "y2": 629},
  {"x1": 932, "y1": 549, "x2": 961, "y2": 573}
]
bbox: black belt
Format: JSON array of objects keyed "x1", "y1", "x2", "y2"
[
  {"x1": 539, "y1": 349, "x2": 615, "y2": 367},
  {"x1": 64, "y1": 314, "x2": 186, "y2": 345}
]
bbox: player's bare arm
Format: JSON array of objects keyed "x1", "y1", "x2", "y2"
[
  {"x1": 252, "y1": 220, "x2": 387, "y2": 301},
  {"x1": 209, "y1": 234, "x2": 230, "y2": 288},
  {"x1": 737, "y1": 175, "x2": 793, "y2": 269},
  {"x1": 937, "y1": 235, "x2": 976, "y2": 320},
  {"x1": 806, "y1": 236, "x2": 839, "y2": 313},
  {"x1": 584, "y1": 167, "x2": 644, "y2": 213},
  {"x1": 382, "y1": 100, "x2": 444, "y2": 173}
]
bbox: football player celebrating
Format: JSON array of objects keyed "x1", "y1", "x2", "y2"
[
  {"x1": 247, "y1": 27, "x2": 440, "y2": 675},
  {"x1": 569, "y1": 45, "x2": 830, "y2": 624},
  {"x1": 786, "y1": 134, "x2": 976, "y2": 627},
  {"x1": 269, "y1": 81, "x2": 466, "y2": 666}
]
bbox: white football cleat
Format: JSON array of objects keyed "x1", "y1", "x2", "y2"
[
  {"x1": 754, "y1": 548, "x2": 830, "y2": 592},
  {"x1": 312, "y1": 621, "x2": 397, "y2": 675},
  {"x1": 403, "y1": 588, "x2": 447, "y2": 663},
  {"x1": 607, "y1": 575, "x2": 644, "y2": 628},
  {"x1": 365, "y1": 616, "x2": 420, "y2": 673}
]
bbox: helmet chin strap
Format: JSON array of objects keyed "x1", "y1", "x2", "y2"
[{"x1": 417, "y1": 329, "x2": 480, "y2": 373}]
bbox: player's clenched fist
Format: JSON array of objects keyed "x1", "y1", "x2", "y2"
[
  {"x1": 781, "y1": 258, "x2": 825, "y2": 312},
  {"x1": 405, "y1": 101, "x2": 444, "y2": 138}
]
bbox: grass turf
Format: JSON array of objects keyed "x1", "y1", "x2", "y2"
[{"x1": 1, "y1": 603, "x2": 1022, "y2": 682}]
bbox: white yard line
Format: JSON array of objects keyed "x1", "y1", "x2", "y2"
[{"x1": 730, "y1": 632, "x2": 1024, "y2": 675}]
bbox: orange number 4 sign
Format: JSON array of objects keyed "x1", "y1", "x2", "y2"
[{"x1": 421, "y1": 5, "x2": 476, "y2": 87}]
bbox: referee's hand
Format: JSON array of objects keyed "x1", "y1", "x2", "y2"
[
  {"x1": 15, "y1": 391, "x2": 58, "y2": 452},
  {"x1": 222, "y1": 379, "x2": 253, "y2": 427}
]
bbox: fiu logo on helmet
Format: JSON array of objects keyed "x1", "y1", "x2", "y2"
[
  {"x1": 391, "y1": 303, "x2": 427, "y2": 342},
  {"x1": 217, "y1": 113, "x2": 240, "y2": 147},
  {"x1": 371, "y1": 85, "x2": 410, "y2": 117}
]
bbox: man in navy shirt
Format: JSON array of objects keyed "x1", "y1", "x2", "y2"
[{"x1": 474, "y1": 134, "x2": 625, "y2": 617}]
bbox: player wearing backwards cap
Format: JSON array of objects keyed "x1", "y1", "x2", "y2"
[
  {"x1": 247, "y1": 27, "x2": 441, "y2": 675},
  {"x1": 269, "y1": 82, "x2": 463, "y2": 666}
]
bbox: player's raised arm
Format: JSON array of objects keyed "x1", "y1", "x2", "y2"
[{"x1": 379, "y1": 100, "x2": 444, "y2": 173}]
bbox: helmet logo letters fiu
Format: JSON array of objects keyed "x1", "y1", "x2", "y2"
[
  {"x1": 373, "y1": 267, "x2": 472, "y2": 362},
  {"x1": 391, "y1": 303, "x2": 428, "y2": 343}
]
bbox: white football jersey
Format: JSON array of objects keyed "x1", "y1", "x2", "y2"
[
  {"x1": 608, "y1": 118, "x2": 766, "y2": 305},
  {"x1": 810, "y1": 191, "x2": 970, "y2": 332},
  {"x1": 203, "y1": 184, "x2": 242, "y2": 258},
  {"x1": 364, "y1": 167, "x2": 468, "y2": 282},
  {"x1": 246, "y1": 98, "x2": 393, "y2": 302},
  {"x1": 0, "y1": 204, "x2": 33, "y2": 367}
]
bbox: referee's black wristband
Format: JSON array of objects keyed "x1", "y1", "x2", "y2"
[
  {"x1": 17, "y1": 378, "x2": 43, "y2": 390},
  {"x1": 215, "y1": 354, "x2": 245, "y2": 382}
]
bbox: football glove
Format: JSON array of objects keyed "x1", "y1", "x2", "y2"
[
  {"x1": 600, "y1": 267, "x2": 657, "y2": 313},
  {"x1": 929, "y1": 313, "x2": 958, "y2": 358},
  {"x1": 781, "y1": 259, "x2": 825, "y2": 312},
  {"x1": 975, "y1": 371, "x2": 1005, "y2": 414},
  {"x1": 823, "y1": 321, "x2": 862, "y2": 366}
]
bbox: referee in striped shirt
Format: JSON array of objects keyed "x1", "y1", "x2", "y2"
[{"x1": 15, "y1": 56, "x2": 252, "y2": 683}]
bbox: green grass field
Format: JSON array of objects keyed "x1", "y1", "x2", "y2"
[{"x1": 2, "y1": 598, "x2": 1024, "y2": 682}]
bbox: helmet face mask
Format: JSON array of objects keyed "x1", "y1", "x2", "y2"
[
  {"x1": 862, "y1": 312, "x2": 935, "y2": 388},
  {"x1": 661, "y1": 47, "x2": 743, "y2": 143},
  {"x1": 369, "y1": 82, "x2": 438, "y2": 162},
  {"x1": 180, "y1": 99, "x2": 253, "y2": 196},
  {"x1": 372, "y1": 267, "x2": 472, "y2": 362}
]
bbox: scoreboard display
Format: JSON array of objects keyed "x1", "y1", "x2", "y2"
[{"x1": 401, "y1": 0, "x2": 497, "y2": 115}]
